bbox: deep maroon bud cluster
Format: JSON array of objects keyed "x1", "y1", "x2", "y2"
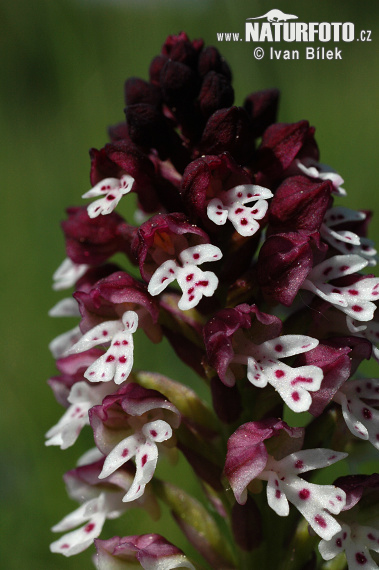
[{"x1": 48, "y1": 33, "x2": 379, "y2": 570}]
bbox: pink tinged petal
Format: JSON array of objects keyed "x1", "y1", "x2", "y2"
[
  {"x1": 52, "y1": 258, "x2": 89, "y2": 291},
  {"x1": 266, "y1": 472, "x2": 289, "y2": 516},
  {"x1": 147, "y1": 260, "x2": 178, "y2": 296},
  {"x1": 49, "y1": 325, "x2": 82, "y2": 359},
  {"x1": 207, "y1": 198, "x2": 229, "y2": 225},
  {"x1": 99, "y1": 434, "x2": 142, "y2": 480},
  {"x1": 49, "y1": 297, "x2": 80, "y2": 318},
  {"x1": 176, "y1": 266, "x2": 219, "y2": 311},
  {"x1": 179, "y1": 244, "x2": 222, "y2": 266}
]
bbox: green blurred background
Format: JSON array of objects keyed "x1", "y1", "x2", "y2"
[{"x1": 1, "y1": 0, "x2": 378, "y2": 568}]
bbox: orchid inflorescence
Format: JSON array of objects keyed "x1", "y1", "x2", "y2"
[{"x1": 47, "y1": 32, "x2": 379, "y2": 570}]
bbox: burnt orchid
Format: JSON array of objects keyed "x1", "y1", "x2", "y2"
[{"x1": 47, "y1": 32, "x2": 379, "y2": 569}]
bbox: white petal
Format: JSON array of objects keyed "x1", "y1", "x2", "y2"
[
  {"x1": 49, "y1": 297, "x2": 80, "y2": 317},
  {"x1": 65, "y1": 320, "x2": 123, "y2": 355},
  {"x1": 142, "y1": 420, "x2": 173, "y2": 443},
  {"x1": 207, "y1": 198, "x2": 228, "y2": 225},
  {"x1": 176, "y1": 266, "x2": 219, "y2": 310},
  {"x1": 179, "y1": 244, "x2": 222, "y2": 266},
  {"x1": 260, "y1": 335, "x2": 318, "y2": 359},
  {"x1": 266, "y1": 472, "x2": 289, "y2": 516},
  {"x1": 99, "y1": 434, "x2": 142, "y2": 479},
  {"x1": 82, "y1": 177, "x2": 121, "y2": 199},
  {"x1": 49, "y1": 326, "x2": 82, "y2": 359},
  {"x1": 148, "y1": 260, "x2": 178, "y2": 296}
]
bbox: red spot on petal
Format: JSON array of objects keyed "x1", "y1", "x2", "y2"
[
  {"x1": 114, "y1": 340, "x2": 120, "y2": 346},
  {"x1": 141, "y1": 454, "x2": 148, "y2": 467},
  {"x1": 352, "y1": 305, "x2": 363, "y2": 312},
  {"x1": 196, "y1": 280, "x2": 209, "y2": 287},
  {"x1": 235, "y1": 208, "x2": 243, "y2": 214},
  {"x1": 102, "y1": 330, "x2": 108, "y2": 336},
  {"x1": 161, "y1": 277, "x2": 168, "y2": 283},
  {"x1": 368, "y1": 533, "x2": 376, "y2": 541},
  {"x1": 84, "y1": 523, "x2": 95, "y2": 533},
  {"x1": 193, "y1": 253, "x2": 200, "y2": 260},
  {"x1": 122, "y1": 340, "x2": 128, "y2": 345},
  {"x1": 240, "y1": 218, "x2": 248, "y2": 226},
  {"x1": 363, "y1": 408, "x2": 372, "y2": 419},
  {"x1": 106, "y1": 194, "x2": 115, "y2": 201},
  {"x1": 150, "y1": 430, "x2": 157, "y2": 437},
  {"x1": 251, "y1": 209, "x2": 258, "y2": 214},
  {"x1": 340, "y1": 265, "x2": 350, "y2": 272},
  {"x1": 314, "y1": 515, "x2": 327, "y2": 528},
  {"x1": 299, "y1": 488, "x2": 310, "y2": 500},
  {"x1": 292, "y1": 391, "x2": 300, "y2": 401},
  {"x1": 61, "y1": 544, "x2": 70, "y2": 549},
  {"x1": 295, "y1": 460, "x2": 304, "y2": 469},
  {"x1": 323, "y1": 267, "x2": 332, "y2": 276},
  {"x1": 189, "y1": 295, "x2": 195, "y2": 301},
  {"x1": 237, "y1": 192, "x2": 243, "y2": 198},
  {"x1": 291, "y1": 376, "x2": 313, "y2": 386},
  {"x1": 119, "y1": 355, "x2": 127, "y2": 363},
  {"x1": 122, "y1": 448, "x2": 129, "y2": 457},
  {"x1": 336, "y1": 538, "x2": 342, "y2": 548},
  {"x1": 106, "y1": 355, "x2": 115, "y2": 362},
  {"x1": 275, "y1": 369, "x2": 285, "y2": 378},
  {"x1": 348, "y1": 289, "x2": 359, "y2": 295},
  {"x1": 169, "y1": 268, "x2": 175, "y2": 274},
  {"x1": 186, "y1": 274, "x2": 194, "y2": 282},
  {"x1": 275, "y1": 490, "x2": 281, "y2": 499},
  {"x1": 355, "y1": 553, "x2": 367, "y2": 565},
  {"x1": 275, "y1": 344, "x2": 283, "y2": 352}
]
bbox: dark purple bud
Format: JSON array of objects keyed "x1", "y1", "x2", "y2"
[
  {"x1": 107, "y1": 121, "x2": 129, "y2": 142},
  {"x1": 256, "y1": 120, "x2": 319, "y2": 183},
  {"x1": 268, "y1": 175, "x2": 333, "y2": 234},
  {"x1": 160, "y1": 60, "x2": 199, "y2": 107},
  {"x1": 124, "y1": 77, "x2": 162, "y2": 107},
  {"x1": 198, "y1": 71, "x2": 234, "y2": 119},
  {"x1": 62, "y1": 206, "x2": 134, "y2": 265},
  {"x1": 258, "y1": 232, "x2": 313, "y2": 306},
  {"x1": 198, "y1": 45, "x2": 232, "y2": 80},
  {"x1": 244, "y1": 88, "x2": 280, "y2": 138},
  {"x1": 149, "y1": 54, "x2": 168, "y2": 85},
  {"x1": 200, "y1": 106, "x2": 255, "y2": 165},
  {"x1": 161, "y1": 31, "x2": 203, "y2": 67},
  {"x1": 125, "y1": 103, "x2": 175, "y2": 160}
]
